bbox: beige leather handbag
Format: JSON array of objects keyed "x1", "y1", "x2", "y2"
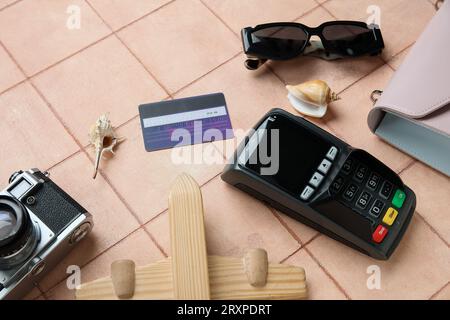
[{"x1": 368, "y1": 0, "x2": 450, "y2": 176}]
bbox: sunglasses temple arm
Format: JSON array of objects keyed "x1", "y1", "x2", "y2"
[{"x1": 244, "y1": 57, "x2": 267, "y2": 70}]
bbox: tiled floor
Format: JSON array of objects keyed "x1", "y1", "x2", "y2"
[{"x1": 1, "y1": 0, "x2": 448, "y2": 300}]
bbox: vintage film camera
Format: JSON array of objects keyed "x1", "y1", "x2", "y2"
[{"x1": 0, "y1": 169, "x2": 93, "y2": 299}]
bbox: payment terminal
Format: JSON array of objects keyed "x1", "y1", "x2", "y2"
[{"x1": 221, "y1": 109, "x2": 416, "y2": 260}]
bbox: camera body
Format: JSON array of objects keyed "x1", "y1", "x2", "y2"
[{"x1": 0, "y1": 169, "x2": 93, "y2": 300}]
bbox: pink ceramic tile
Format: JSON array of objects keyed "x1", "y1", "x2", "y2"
[
  {"x1": 284, "y1": 249, "x2": 347, "y2": 299},
  {"x1": 38, "y1": 152, "x2": 140, "y2": 291},
  {"x1": 118, "y1": 0, "x2": 241, "y2": 93},
  {"x1": 323, "y1": 0, "x2": 436, "y2": 60},
  {"x1": 101, "y1": 117, "x2": 224, "y2": 223},
  {"x1": 203, "y1": 0, "x2": 317, "y2": 34},
  {"x1": 387, "y1": 46, "x2": 412, "y2": 70},
  {"x1": 0, "y1": 0, "x2": 16, "y2": 10},
  {"x1": 33, "y1": 36, "x2": 167, "y2": 146},
  {"x1": 273, "y1": 211, "x2": 319, "y2": 245},
  {"x1": 88, "y1": 0, "x2": 171, "y2": 30},
  {"x1": 45, "y1": 281, "x2": 75, "y2": 300},
  {"x1": 432, "y1": 283, "x2": 450, "y2": 300},
  {"x1": 400, "y1": 162, "x2": 450, "y2": 244},
  {"x1": 0, "y1": 82, "x2": 79, "y2": 185},
  {"x1": 0, "y1": 43, "x2": 24, "y2": 93},
  {"x1": 211, "y1": 132, "x2": 246, "y2": 162},
  {"x1": 271, "y1": 7, "x2": 384, "y2": 93},
  {"x1": 46, "y1": 229, "x2": 164, "y2": 300},
  {"x1": 22, "y1": 287, "x2": 42, "y2": 300},
  {"x1": 325, "y1": 65, "x2": 412, "y2": 173},
  {"x1": 175, "y1": 54, "x2": 291, "y2": 133},
  {"x1": 146, "y1": 176, "x2": 300, "y2": 262},
  {"x1": 0, "y1": 0, "x2": 110, "y2": 75},
  {"x1": 307, "y1": 216, "x2": 450, "y2": 299}
]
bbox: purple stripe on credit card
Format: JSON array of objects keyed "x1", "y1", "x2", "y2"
[{"x1": 139, "y1": 93, "x2": 233, "y2": 152}]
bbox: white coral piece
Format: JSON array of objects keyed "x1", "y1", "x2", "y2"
[{"x1": 89, "y1": 114, "x2": 123, "y2": 179}]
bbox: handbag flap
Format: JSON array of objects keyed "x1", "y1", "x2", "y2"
[{"x1": 368, "y1": 0, "x2": 450, "y2": 136}]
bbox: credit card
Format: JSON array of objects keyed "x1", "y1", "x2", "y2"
[{"x1": 139, "y1": 93, "x2": 234, "y2": 152}]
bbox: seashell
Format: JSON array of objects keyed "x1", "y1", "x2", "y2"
[
  {"x1": 286, "y1": 80, "x2": 340, "y2": 118},
  {"x1": 88, "y1": 114, "x2": 124, "y2": 179},
  {"x1": 286, "y1": 80, "x2": 339, "y2": 107},
  {"x1": 287, "y1": 93, "x2": 328, "y2": 118}
]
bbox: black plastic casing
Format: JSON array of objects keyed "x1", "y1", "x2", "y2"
[
  {"x1": 24, "y1": 171, "x2": 87, "y2": 235},
  {"x1": 221, "y1": 109, "x2": 416, "y2": 260}
]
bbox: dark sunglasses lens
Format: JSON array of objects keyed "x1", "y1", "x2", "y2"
[
  {"x1": 251, "y1": 26, "x2": 308, "y2": 59},
  {"x1": 322, "y1": 24, "x2": 378, "y2": 56}
]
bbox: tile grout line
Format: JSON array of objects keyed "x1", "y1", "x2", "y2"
[
  {"x1": 0, "y1": 78, "x2": 27, "y2": 96},
  {"x1": 33, "y1": 79, "x2": 171, "y2": 259},
  {"x1": 415, "y1": 210, "x2": 449, "y2": 247},
  {"x1": 142, "y1": 228, "x2": 168, "y2": 257},
  {"x1": 279, "y1": 247, "x2": 303, "y2": 264},
  {"x1": 31, "y1": 33, "x2": 115, "y2": 79},
  {"x1": 45, "y1": 149, "x2": 83, "y2": 172},
  {"x1": 108, "y1": 0, "x2": 177, "y2": 34},
  {"x1": 384, "y1": 42, "x2": 415, "y2": 70},
  {"x1": 397, "y1": 159, "x2": 416, "y2": 176},
  {"x1": 336, "y1": 58, "x2": 386, "y2": 96},
  {"x1": 82, "y1": 152, "x2": 169, "y2": 257},
  {"x1": 428, "y1": 281, "x2": 450, "y2": 300},
  {"x1": 397, "y1": 163, "x2": 450, "y2": 247},
  {"x1": 42, "y1": 225, "x2": 145, "y2": 295},
  {"x1": 3, "y1": 34, "x2": 171, "y2": 272},
  {"x1": 83, "y1": 0, "x2": 173, "y2": 98},
  {"x1": 303, "y1": 246, "x2": 352, "y2": 300},
  {"x1": 142, "y1": 169, "x2": 224, "y2": 227},
  {"x1": 211, "y1": 141, "x2": 228, "y2": 161},
  {"x1": 317, "y1": 1, "x2": 338, "y2": 19},
  {"x1": 1, "y1": 5, "x2": 170, "y2": 260},
  {"x1": 269, "y1": 208, "x2": 307, "y2": 247},
  {"x1": 1, "y1": 37, "x2": 169, "y2": 297},
  {"x1": 37, "y1": 284, "x2": 49, "y2": 300},
  {"x1": 199, "y1": 0, "x2": 241, "y2": 41},
  {"x1": 268, "y1": 205, "x2": 323, "y2": 261},
  {"x1": 171, "y1": 51, "x2": 243, "y2": 97},
  {"x1": 1, "y1": 0, "x2": 177, "y2": 94},
  {"x1": 43, "y1": 169, "x2": 227, "y2": 295},
  {"x1": 0, "y1": 40, "x2": 87, "y2": 156},
  {"x1": 296, "y1": 59, "x2": 386, "y2": 141},
  {"x1": 0, "y1": 0, "x2": 23, "y2": 12}
]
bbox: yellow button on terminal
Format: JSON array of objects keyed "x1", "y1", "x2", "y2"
[{"x1": 382, "y1": 207, "x2": 398, "y2": 226}]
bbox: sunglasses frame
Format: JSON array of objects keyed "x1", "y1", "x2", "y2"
[{"x1": 242, "y1": 21, "x2": 384, "y2": 69}]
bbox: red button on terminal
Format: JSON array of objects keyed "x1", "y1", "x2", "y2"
[{"x1": 372, "y1": 225, "x2": 388, "y2": 243}]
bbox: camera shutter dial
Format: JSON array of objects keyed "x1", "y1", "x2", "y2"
[{"x1": 69, "y1": 223, "x2": 91, "y2": 245}]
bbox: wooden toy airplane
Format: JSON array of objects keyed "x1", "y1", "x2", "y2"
[{"x1": 76, "y1": 174, "x2": 307, "y2": 300}]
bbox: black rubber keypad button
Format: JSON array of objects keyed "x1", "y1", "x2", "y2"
[
  {"x1": 342, "y1": 158, "x2": 353, "y2": 175},
  {"x1": 354, "y1": 164, "x2": 368, "y2": 183},
  {"x1": 330, "y1": 175, "x2": 345, "y2": 194},
  {"x1": 380, "y1": 181, "x2": 394, "y2": 199},
  {"x1": 370, "y1": 199, "x2": 385, "y2": 218},
  {"x1": 366, "y1": 172, "x2": 381, "y2": 191},
  {"x1": 356, "y1": 191, "x2": 372, "y2": 210},
  {"x1": 343, "y1": 183, "x2": 359, "y2": 201}
]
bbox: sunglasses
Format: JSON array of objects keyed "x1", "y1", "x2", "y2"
[{"x1": 241, "y1": 21, "x2": 384, "y2": 70}]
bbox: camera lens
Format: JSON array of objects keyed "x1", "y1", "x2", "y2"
[
  {"x1": 0, "y1": 206, "x2": 17, "y2": 240},
  {"x1": 0, "y1": 196, "x2": 39, "y2": 269}
]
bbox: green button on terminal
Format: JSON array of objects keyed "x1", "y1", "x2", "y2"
[{"x1": 392, "y1": 189, "x2": 406, "y2": 208}]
